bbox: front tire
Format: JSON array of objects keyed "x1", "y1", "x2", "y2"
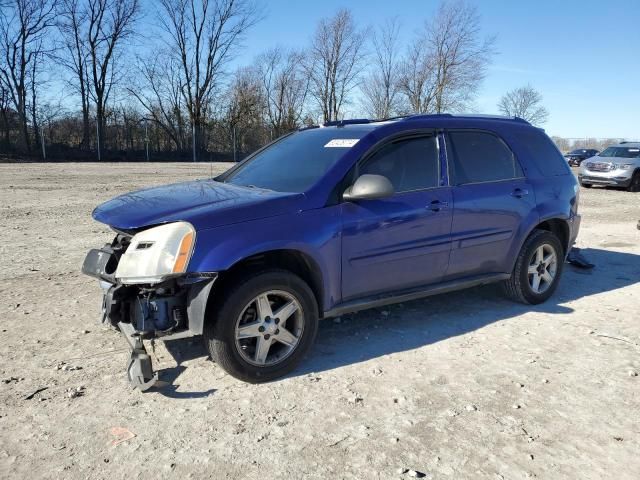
[
  {"x1": 204, "y1": 270, "x2": 319, "y2": 383},
  {"x1": 627, "y1": 171, "x2": 640, "y2": 192},
  {"x1": 503, "y1": 230, "x2": 564, "y2": 305}
]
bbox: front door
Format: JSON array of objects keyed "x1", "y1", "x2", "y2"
[{"x1": 340, "y1": 134, "x2": 453, "y2": 300}]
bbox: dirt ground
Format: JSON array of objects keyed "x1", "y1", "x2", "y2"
[{"x1": 0, "y1": 163, "x2": 639, "y2": 480}]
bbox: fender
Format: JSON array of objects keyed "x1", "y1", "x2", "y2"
[
  {"x1": 503, "y1": 207, "x2": 542, "y2": 272},
  {"x1": 508, "y1": 212, "x2": 572, "y2": 273},
  {"x1": 502, "y1": 168, "x2": 577, "y2": 272},
  {"x1": 187, "y1": 207, "x2": 343, "y2": 311}
]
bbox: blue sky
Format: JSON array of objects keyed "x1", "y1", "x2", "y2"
[{"x1": 235, "y1": 0, "x2": 639, "y2": 139}]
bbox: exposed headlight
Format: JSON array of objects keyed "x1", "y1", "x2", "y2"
[
  {"x1": 115, "y1": 222, "x2": 195, "y2": 284},
  {"x1": 614, "y1": 163, "x2": 633, "y2": 170}
]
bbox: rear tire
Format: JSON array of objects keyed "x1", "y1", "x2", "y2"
[
  {"x1": 204, "y1": 269, "x2": 318, "y2": 383},
  {"x1": 503, "y1": 230, "x2": 564, "y2": 305}
]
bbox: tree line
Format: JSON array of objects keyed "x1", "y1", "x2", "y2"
[{"x1": 2, "y1": 0, "x2": 550, "y2": 162}]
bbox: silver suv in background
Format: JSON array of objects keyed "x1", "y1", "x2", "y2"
[{"x1": 578, "y1": 142, "x2": 640, "y2": 191}]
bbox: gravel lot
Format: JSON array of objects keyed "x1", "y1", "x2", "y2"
[{"x1": 1, "y1": 163, "x2": 639, "y2": 480}]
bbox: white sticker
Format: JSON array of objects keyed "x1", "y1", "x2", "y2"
[
  {"x1": 629, "y1": 148, "x2": 639, "y2": 152},
  {"x1": 324, "y1": 139, "x2": 359, "y2": 148}
]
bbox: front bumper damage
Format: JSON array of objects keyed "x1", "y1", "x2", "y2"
[{"x1": 81, "y1": 237, "x2": 216, "y2": 390}]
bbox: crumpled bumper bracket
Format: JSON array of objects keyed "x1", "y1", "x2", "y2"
[{"x1": 119, "y1": 322, "x2": 158, "y2": 391}]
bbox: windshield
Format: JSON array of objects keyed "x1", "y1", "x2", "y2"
[
  {"x1": 598, "y1": 146, "x2": 640, "y2": 158},
  {"x1": 569, "y1": 149, "x2": 586, "y2": 154},
  {"x1": 224, "y1": 127, "x2": 372, "y2": 192}
]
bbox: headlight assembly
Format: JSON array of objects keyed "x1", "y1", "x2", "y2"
[{"x1": 115, "y1": 222, "x2": 195, "y2": 284}]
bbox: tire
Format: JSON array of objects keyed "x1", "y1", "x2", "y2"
[
  {"x1": 502, "y1": 230, "x2": 565, "y2": 305},
  {"x1": 204, "y1": 269, "x2": 319, "y2": 383},
  {"x1": 627, "y1": 171, "x2": 640, "y2": 192}
]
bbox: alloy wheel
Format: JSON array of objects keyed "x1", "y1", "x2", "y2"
[
  {"x1": 527, "y1": 244, "x2": 558, "y2": 294},
  {"x1": 234, "y1": 290, "x2": 304, "y2": 367}
]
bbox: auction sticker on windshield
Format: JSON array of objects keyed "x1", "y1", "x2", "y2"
[{"x1": 324, "y1": 139, "x2": 359, "y2": 148}]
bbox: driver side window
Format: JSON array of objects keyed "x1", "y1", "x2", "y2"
[{"x1": 360, "y1": 136, "x2": 440, "y2": 193}]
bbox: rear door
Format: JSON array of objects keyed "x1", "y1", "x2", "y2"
[
  {"x1": 340, "y1": 133, "x2": 453, "y2": 300},
  {"x1": 444, "y1": 129, "x2": 537, "y2": 279}
]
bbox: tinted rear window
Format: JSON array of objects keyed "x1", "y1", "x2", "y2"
[
  {"x1": 446, "y1": 130, "x2": 523, "y2": 185},
  {"x1": 516, "y1": 129, "x2": 571, "y2": 176}
]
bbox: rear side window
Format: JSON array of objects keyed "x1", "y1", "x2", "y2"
[
  {"x1": 517, "y1": 129, "x2": 571, "y2": 176},
  {"x1": 446, "y1": 130, "x2": 523, "y2": 185},
  {"x1": 360, "y1": 136, "x2": 439, "y2": 192}
]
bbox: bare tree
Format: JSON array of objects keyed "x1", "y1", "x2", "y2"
[
  {"x1": 429, "y1": 1, "x2": 495, "y2": 113},
  {"x1": 307, "y1": 9, "x2": 367, "y2": 123},
  {"x1": 86, "y1": 0, "x2": 139, "y2": 157},
  {"x1": 157, "y1": 0, "x2": 261, "y2": 156},
  {"x1": 128, "y1": 53, "x2": 189, "y2": 151},
  {"x1": 0, "y1": 83, "x2": 14, "y2": 148},
  {"x1": 0, "y1": 0, "x2": 56, "y2": 152},
  {"x1": 398, "y1": 35, "x2": 437, "y2": 114},
  {"x1": 56, "y1": 0, "x2": 91, "y2": 148},
  {"x1": 28, "y1": 41, "x2": 47, "y2": 155},
  {"x1": 256, "y1": 47, "x2": 308, "y2": 138},
  {"x1": 551, "y1": 136, "x2": 570, "y2": 153},
  {"x1": 361, "y1": 18, "x2": 401, "y2": 119},
  {"x1": 399, "y1": 0, "x2": 494, "y2": 114},
  {"x1": 36, "y1": 97, "x2": 63, "y2": 147},
  {"x1": 498, "y1": 84, "x2": 549, "y2": 125},
  {"x1": 223, "y1": 67, "x2": 264, "y2": 159}
]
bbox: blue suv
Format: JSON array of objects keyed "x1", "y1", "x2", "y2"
[{"x1": 82, "y1": 114, "x2": 581, "y2": 388}]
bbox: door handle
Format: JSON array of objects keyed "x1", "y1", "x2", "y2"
[
  {"x1": 511, "y1": 188, "x2": 529, "y2": 198},
  {"x1": 428, "y1": 200, "x2": 449, "y2": 212}
]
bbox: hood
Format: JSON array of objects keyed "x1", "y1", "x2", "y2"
[{"x1": 93, "y1": 179, "x2": 304, "y2": 231}]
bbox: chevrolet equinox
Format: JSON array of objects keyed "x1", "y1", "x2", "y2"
[{"x1": 82, "y1": 114, "x2": 581, "y2": 389}]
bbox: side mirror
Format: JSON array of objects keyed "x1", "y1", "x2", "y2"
[{"x1": 343, "y1": 174, "x2": 394, "y2": 202}]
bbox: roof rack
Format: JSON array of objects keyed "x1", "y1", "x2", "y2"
[
  {"x1": 401, "y1": 113, "x2": 531, "y2": 125},
  {"x1": 298, "y1": 113, "x2": 531, "y2": 132},
  {"x1": 321, "y1": 118, "x2": 371, "y2": 127},
  {"x1": 297, "y1": 124, "x2": 319, "y2": 131},
  {"x1": 299, "y1": 118, "x2": 374, "y2": 131}
]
